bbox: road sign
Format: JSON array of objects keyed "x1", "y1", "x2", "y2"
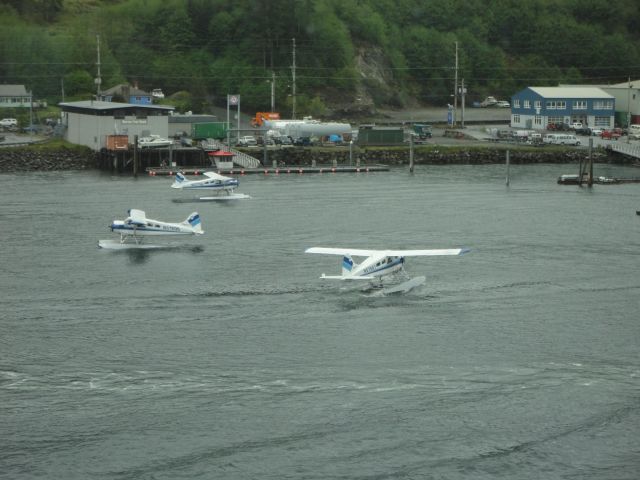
[{"x1": 228, "y1": 95, "x2": 239, "y2": 106}]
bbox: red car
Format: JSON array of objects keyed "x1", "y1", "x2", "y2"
[{"x1": 601, "y1": 130, "x2": 621, "y2": 140}]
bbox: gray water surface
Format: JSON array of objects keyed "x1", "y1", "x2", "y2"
[{"x1": 1, "y1": 164, "x2": 639, "y2": 479}]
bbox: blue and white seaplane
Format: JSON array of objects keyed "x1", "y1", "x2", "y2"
[
  {"x1": 98, "y1": 209, "x2": 203, "y2": 250},
  {"x1": 171, "y1": 171, "x2": 250, "y2": 200},
  {"x1": 305, "y1": 246, "x2": 470, "y2": 294}
]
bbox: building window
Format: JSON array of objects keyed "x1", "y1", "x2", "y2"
[
  {"x1": 524, "y1": 100, "x2": 530, "y2": 109},
  {"x1": 534, "y1": 116, "x2": 542, "y2": 125},
  {"x1": 546, "y1": 101, "x2": 556, "y2": 109},
  {"x1": 556, "y1": 101, "x2": 566, "y2": 110},
  {"x1": 573, "y1": 100, "x2": 587, "y2": 110},
  {"x1": 594, "y1": 116, "x2": 610, "y2": 127},
  {"x1": 513, "y1": 114, "x2": 520, "y2": 123},
  {"x1": 534, "y1": 100, "x2": 541, "y2": 109},
  {"x1": 593, "y1": 100, "x2": 613, "y2": 110},
  {"x1": 513, "y1": 99, "x2": 520, "y2": 108},
  {"x1": 548, "y1": 116, "x2": 563, "y2": 126}
]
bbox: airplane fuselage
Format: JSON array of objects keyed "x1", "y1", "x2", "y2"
[
  {"x1": 351, "y1": 256, "x2": 404, "y2": 278},
  {"x1": 173, "y1": 178, "x2": 238, "y2": 190},
  {"x1": 111, "y1": 220, "x2": 196, "y2": 236}
]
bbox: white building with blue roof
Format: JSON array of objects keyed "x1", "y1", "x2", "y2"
[{"x1": 510, "y1": 87, "x2": 615, "y2": 130}]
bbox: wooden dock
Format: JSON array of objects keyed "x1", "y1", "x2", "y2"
[{"x1": 146, "y1": 164, "x2": 390, "y2": 176}]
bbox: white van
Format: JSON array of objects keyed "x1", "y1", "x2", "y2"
[
  {"x1": 629, "y1": 124, "x2": 640, "y2": 140},
  {"x1": 543, "y1": 133, "x2": 581, "y2": 146}
]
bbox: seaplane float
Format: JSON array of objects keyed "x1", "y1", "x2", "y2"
[
  {"x1": 98, "y1": 209, "x2": 203, "y2": 250},
  {"x1": 305, "y1": 246, "x2": 470, "y2": 295},
  {"x1": 171, "y1": 171, "x2": 251, "y2": 200}
]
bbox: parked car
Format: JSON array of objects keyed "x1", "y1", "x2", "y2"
[
  {"x1": 258, "y1": 136, "x2": 275, "y2": 146},
  {"x1": 574, "y1": 127, "x2": 591, "y2": 136},
  {"x1": 278, "y1": 136, "x2": 293, "y2": 147},
  {"x1": 547, "y1": 122, "x2": 571, "y2": 131},
  {"x1": 496, "y1": 100, "x2": 510, "y2": 108},
  {"x1": 0, "y1": 118, "x2": 18, "y2": 128},
  {"x1": 236, "y1": 135, "x2": 257, "y2": 147},
  {"x1": 601, "y1": 130, "x2": 621, "y2": 140},
  {"x1": 590, "y1": 128, "x2": 603, "y2": 136},
  {"x1": 570, "y1": 122, "x2": 583, "y2": 130},
  {"x1": 479, "y1": 96, "x2": 498, "y2": 107},
  {"x1": 293, "y1": 136, "x2": 312, "y2": 146}
]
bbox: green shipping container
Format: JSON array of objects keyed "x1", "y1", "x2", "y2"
[
  {"x1": 357, "y1": 126, "x2": 404, "y2": 146},
  {"x1": 191, "y1": 122, "x2": 228, "y2": 140}
]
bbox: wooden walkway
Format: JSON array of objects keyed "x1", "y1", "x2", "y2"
[{"x1": 146, "y1": 164, "x2": 390, "y2": 176}]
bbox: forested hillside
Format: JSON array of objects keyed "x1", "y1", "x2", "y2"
[{"x1": 1, "y1": 0, "x2": 639, "y2": 117}]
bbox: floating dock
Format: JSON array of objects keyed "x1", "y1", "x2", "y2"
[
  {"x1": 146, "y1": 165, "x2": 389, "y2": 176},
  {"x1": 557, "y1": 175, "x2": 640, "y2": 185}
]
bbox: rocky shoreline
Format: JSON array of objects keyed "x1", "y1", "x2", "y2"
[
  {"x1": 0, "y1": 146, "x2": 616, "y2": 172},
  {"x1": 0, "y1": 148, "x2": 96, "y2": 172},
  {"x1": 270, "y1": 147, "x2": 610, "y2": 166}
]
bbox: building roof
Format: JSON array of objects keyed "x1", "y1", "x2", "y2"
[
  {"x1": 0, "y1": 84, "x2": 30, "y2": 96},
  {"x1": 101, "y1": 83, "x2": 150, "y2": 96},
  {"x1": 59, "y1": 100, "x2": 174, "y2": 112},
  {"x1": 607, "y1": 79, "x2": 640, "y2": 89},
  {"x1": 528, "y1": 86, "x2": 614, "y2": 99},
  {"x1": 169, "y1": 114, "x2": 218, "y2": 124}
]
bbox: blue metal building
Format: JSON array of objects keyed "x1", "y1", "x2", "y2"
[
  {"x1": 99, "y1": 83, "x2": 153, "y2": 105},
  {"x1": 510, "y1": 87, "x2": 615, "y2": 130}
]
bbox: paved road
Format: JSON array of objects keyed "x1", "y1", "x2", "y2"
[{"x1": 375, "y1": 106, "x2": 511, "y2": 124}]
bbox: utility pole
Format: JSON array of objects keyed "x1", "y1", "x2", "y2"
[
  {"x1": 95, "y1": 34, "x2": 102, "y2": 99},
  {"x1": 271, "y1": 71, "x2": 275, "y2": 112},
  {"x1": 291, "y1": 37, "x2": 296, "y2": 119},
  {"x1": 460, "y1": 78, "x2": 466, "y2": 128},
  {"x1": 453, "y1": 41, "x2": 458, "y2": 126},
  {"x1": 627, "y1": 77, "x2": 632, "y2": 144}
]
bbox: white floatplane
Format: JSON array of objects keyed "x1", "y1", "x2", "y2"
[
  {"x1": 171, "y1": 171, "x2": 250, "y2": 200},
  {"x1": 305, "y1": 247, "x2": 470, "y2": 294},
  {"x1": 98, "y1": 209, "x2": 203, "y2": 250}
]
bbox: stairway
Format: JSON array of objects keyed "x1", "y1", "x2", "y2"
[{"x1": 200, "y1": 139, "x2": 261, "y2": 169}]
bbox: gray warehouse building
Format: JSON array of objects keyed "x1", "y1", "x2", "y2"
[{"x1": 59, "y1": 100, "x2": 174, "y2": 151}]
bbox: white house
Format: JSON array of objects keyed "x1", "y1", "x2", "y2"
[{"x1": 0, "y1": 84, "x2": 32, "y2": 108}]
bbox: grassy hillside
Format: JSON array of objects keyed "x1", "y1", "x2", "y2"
[{"x1": 1, "y1": 0, "x2": 639, "y2": 118}]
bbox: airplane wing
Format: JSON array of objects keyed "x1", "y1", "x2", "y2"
[
  {"x1": 127, "y1": 209, "x2": 147, "y2": 226},
  {"x1": 203, "y1": 171, "x2": 231, "y2": 180},
  {"x1": 305, "y1": 247, "x2": 470, "y2": 257}
]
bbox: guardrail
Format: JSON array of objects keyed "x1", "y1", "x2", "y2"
[{"x1": 609, "y1": 142, "x2": 640, "y2": 160}]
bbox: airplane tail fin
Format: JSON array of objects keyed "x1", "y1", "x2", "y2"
[
  {"x1": 184, "y1": 212, "x2": 203, "y2": 234},
  {"x1": 172, "y1": 172, "x2": 186, "y2": 188},
  {"x1": 342, "y1": 255, "x2": 356, "y2": 276}
]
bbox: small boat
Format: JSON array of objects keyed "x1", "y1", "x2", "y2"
[{"x1": 138, "y1": 134, "x2": 173, "y2": 148}]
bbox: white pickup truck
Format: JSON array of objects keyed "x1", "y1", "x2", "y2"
[{"x1": 0, "y1": 118, "x2": 18, "y2": 128}]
